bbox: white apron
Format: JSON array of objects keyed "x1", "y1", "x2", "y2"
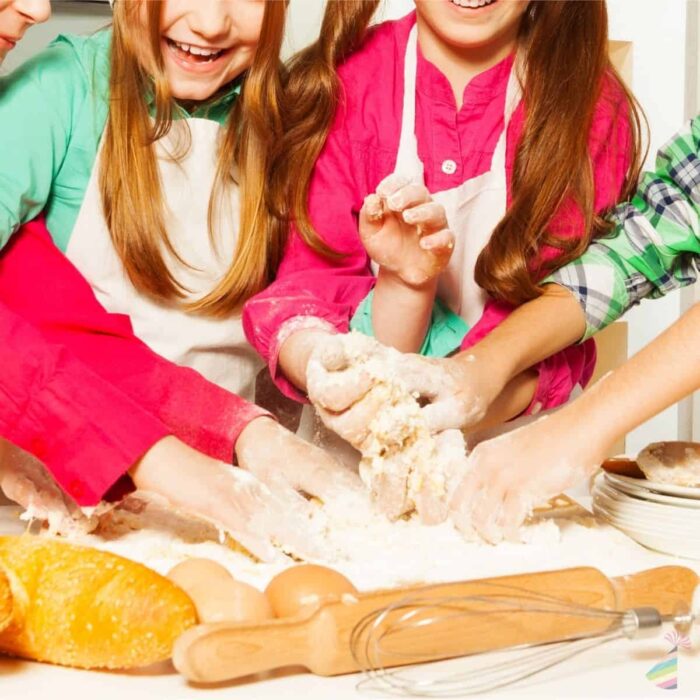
[
  {"x1": 65, "y1": 119, "x2": 263, "y2": 401},
  {"x1": 390, "y1": 25, "x2": 522, "y2": 327},
  {"x1": 300, "y1": 27, "x2": 525, "y2": 454}
]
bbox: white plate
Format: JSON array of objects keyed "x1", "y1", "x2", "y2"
[
  {"x1": 605, "y1": 472, "x2": 700, "y2": 500},
  {"x1": 592, "y1": 505, "x2": 700, "y2": 559},
  {"x1": 592, "y1": 486, "x2": 700, "y2": 543},
  {"x1": 603, "y1": 473, "x2": 700, "y2": 509},
  {"x1": 593, "y1": 481, "x2": 700, "y2": 527}
]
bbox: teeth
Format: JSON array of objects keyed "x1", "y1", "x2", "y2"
[
  {"x1": 173, "y1": 40, "x2": 223, "y2": 58},
  {"x1": 452, "y1": 0, "x2": 495, "y2": 8}
]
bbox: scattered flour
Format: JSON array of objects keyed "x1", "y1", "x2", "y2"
[{"x1": 4, "y1": 487, "x2": 674, "y2": 596}]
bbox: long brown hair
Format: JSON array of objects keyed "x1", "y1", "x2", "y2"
[
  {"x1": 100, "y1": 0, "x2": 287, "y2": 316},
  {"x1": 267, "y1": 0, "x2": 381, "y2": 258},
  {"x1": 274, "y1": 0, "x2": 645, "y2": 306}
]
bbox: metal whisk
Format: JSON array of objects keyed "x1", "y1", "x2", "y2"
[{"x1": 349, "y1": 581, "x2": 697, "y2": 697}]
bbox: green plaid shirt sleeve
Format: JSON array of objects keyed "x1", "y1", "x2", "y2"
[{"x1": 548, "y1": 116, "x2": 700, "y2": 340}]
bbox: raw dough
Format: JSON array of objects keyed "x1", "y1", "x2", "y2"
[
  {"x1": 637, "y1": 441, "x2": 700, "y2": 487},
  {"x1": 307, "y1": 332, "x2": 468, "y2": 524}
]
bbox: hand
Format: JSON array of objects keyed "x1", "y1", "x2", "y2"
[
  {"x1": 0, "y1": 441, "x2": 98, "y2": 535},
  {"x1": 130, "y1": 437, "x2": 327, "y2": 563},
  {"x1": 449, "y1": 411, "x2": 608, "y2": 543},
  {"x1": 306, "y1": 334, "x2": 470, "y2": 524},
  {"x1": 307, "y1": 334, "x2": 495, "y2": 440},
  {"x1": 235, "y1": 417, "x2": 366, "y2": 506},
  {"x1": 305, "y1": 333, "x2": 399, "y2": 450},
  {"x1": 360, "y1": 174, "x2": 455, "y2": 288}
]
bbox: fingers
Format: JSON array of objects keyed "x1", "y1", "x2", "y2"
[
  {"x1": 375, "y1": 173, "x2": 412, "y2": 199},
  {"x1": 227, "y1": 472, "x2": 323, "y2": 562},
  {"x1": 385, "y1": 183, "x2": 431, "y2": 213},
  {"x1": 370, "y1": 459, "x2": 413, "y2": 521},
  {"x1": 306, "y1": 459, "x2": 366, "y2": 502},
  {"x1": 421, "y1": 397, "x2": 466, "y2": 432},
  {"x1": 449, "y1": 468, "x2": 482, "y2": 538},
  {"x1": 308, "y1": 365, "x2": 375, "y2": 413},
  {"x1": 403, "y1": 202, "x2": 448, "y2": 231},
  {"x1": 228, "y1": 527, "x2": 280, "y2": 563},
  {"x1": 419, "y1": 228, "x2": 454, "y2": 254},
  {"x1": 500, "y1": 491, "x2": 532, "y2": 543},
  {"x1": 375, "y1": 174, "x2": 431, "y2": 213},
  {"x1": 316, "y1": 334, "x2": 353, "y2": 372},
  {"x1": 318, "y1": 382, "x2": 390, "y2": 448},
  {"x1": 361, "y1": 193, "x2": 385, "y2": 224}
]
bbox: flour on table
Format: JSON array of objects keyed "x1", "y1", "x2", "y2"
[{"x1": 16, "y1": 489, "x2": 668, "y2": 595}]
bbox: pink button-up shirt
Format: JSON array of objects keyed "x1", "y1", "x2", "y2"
[
  {"x1": 243, "y1": 11, "x2": 632, "y2": 412},
  {"x1": 0, "y1": 220, "x2": 268, "y2": 505}
]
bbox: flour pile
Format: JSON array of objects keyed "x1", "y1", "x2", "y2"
[{"x1": 14, "y1": 488, "x2": 669, "y2": 595}]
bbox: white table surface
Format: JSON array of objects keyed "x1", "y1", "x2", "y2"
[{"x1": 1, "y1": 503, "x2": 699, "y2": 700}]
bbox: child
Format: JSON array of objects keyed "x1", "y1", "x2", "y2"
[
  {"x1": 243, "y1": 1, "x2": 642, "y2": 472},
  {"x1": 0, "y1": 0, "x2": 358, "y2": 559},
  {"x1": 450, "y1": 116, "x2": 700, "y2": 542},
  {"x1": 0, "y1": 0, "x2": 49, "y2": 64}
]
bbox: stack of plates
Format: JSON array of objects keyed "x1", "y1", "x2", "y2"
[{"x1": 592, "y1": 472, "x2": 700, "y2": 559}]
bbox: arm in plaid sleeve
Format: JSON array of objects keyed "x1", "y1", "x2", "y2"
[{"x1": 548, "y1": 116, "x2": 700, "y2": 340}]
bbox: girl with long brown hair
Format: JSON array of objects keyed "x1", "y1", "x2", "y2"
[
  {"x1": 244, "y1": 0, "x2": 643, "y2": 490},
  {"x1": 0, "y1": 0, "x2": 363, "y2": 558}
]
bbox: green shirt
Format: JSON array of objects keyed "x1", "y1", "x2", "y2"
[
  {"x1": 0, "y1": 29, "x2": 240, "y2": 252},
  {"x1": 548, "y1": 116, "x2": 700, "y2": 340}
]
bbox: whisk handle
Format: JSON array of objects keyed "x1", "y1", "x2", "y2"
[{"x1": 621, "y1": 607, "x2": 662, "y2": 639}]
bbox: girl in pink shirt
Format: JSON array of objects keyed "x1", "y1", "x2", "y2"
[{"x1": 244, "y1": 0, "x2": 642, "y2": 439}]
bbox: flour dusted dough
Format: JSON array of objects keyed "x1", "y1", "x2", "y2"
[
  {"x1": 308, "y1": 332, "x2": 467, "y2": 524},
  {"x1": 637, "y1": 441, "x2": 700, "y2": 487}
]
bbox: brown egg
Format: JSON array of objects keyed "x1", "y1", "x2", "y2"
[
  {"x1": 265, "y1": 564, "x2": 358, "y2": 618},
  {"x1": 167, "y1": 558, "x2": 273, "y2": 624}
]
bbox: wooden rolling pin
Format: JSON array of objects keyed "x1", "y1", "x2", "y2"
[{"x1": 173, "y1": 565, "x2": 698, "y2": 683}]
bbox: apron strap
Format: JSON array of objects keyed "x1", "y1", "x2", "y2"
[
  {"x1": 393, "y1": 26, "x2": 423, "y2": 182},
  {"x1": 490, "y1": 63, "x2": 523, "y2": 171}
]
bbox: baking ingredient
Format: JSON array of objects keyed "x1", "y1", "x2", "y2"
[
  {"x1": 307, "y1": 332, "x2": 469, "y2": 524},
  {"x1": 15, "y1": 487, "x2": 674, "y2": 600},
  {"x1": 0, "y1": 568, "x2": 11, "y2": 633},
  {"x1": 637, "y1": 442, "x2": 700, "y2": 486},
  {"x1": 0, "y1": 535, "x2": 196, "y2": 669},
  {"x1": 167, "y1": 558, "x2": 272, "y2": 623},
  {"x1": 265, "y1": 564, "x2": 357, "y2": 617}
]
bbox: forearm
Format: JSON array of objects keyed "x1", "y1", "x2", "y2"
[
  {"x1": 370, "y1": 269, "x2": 437, "y2": 353},
  {"x1": 466, "y1": 369, "x2": 540, "y2": 435},
  {"x1": 128, "y1": 437, "x2": 231, "y2": 515},
  {"x1": 278, "y1": 328, "x2": 335, "y2": 392},
  {"x1": 557, "y1": 303, "x2": 700, "y2": 450},
  {"x1": 455, "y1": 284, "x2": 586, "y2": 386}
]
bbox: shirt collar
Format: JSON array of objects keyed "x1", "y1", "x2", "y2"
[
  {"x1": 145, "y1": 75, "x2": 243, "y2": 125},
  {"x1": 416, "y1": 43, "x2": 515, "y2": 110}
]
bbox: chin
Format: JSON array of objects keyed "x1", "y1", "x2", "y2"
[{"x1": 166, "y1": 76, "x2": 219, "y2": 102}]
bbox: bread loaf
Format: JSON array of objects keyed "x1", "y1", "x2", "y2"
[
  {"x1": 0, "y1": 567, "x2": 12, "y2": 633},
  {"x1": 0, "y1": 535, "x2": 197, "y2": 669}
]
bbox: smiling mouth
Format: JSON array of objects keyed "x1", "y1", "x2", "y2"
[
  {"x1": 165, "y1": 38, "x2": 228, "y2": 64},
  {"x1": 450, "y1": 0, "x2": 498, "y2": 8}
]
